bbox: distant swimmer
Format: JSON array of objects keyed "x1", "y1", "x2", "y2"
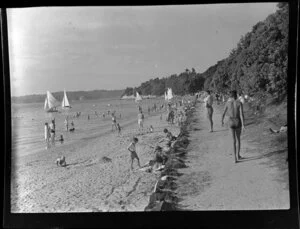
[
  {"x1": 204, "y1": 90, "x2": 214, "y2": 132},
  {"x1": 221, "y1": 90, "x2": 245, "y2": 163},
  {"x1": 127, "y1": 137, "x2": 141, "y2": 170}
]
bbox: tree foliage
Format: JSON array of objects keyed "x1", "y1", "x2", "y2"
[{"x1": 123, "y1": 4, "x2": 288, "y2": 100}]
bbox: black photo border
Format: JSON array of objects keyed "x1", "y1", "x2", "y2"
[{"x1": 1, "y1": 0, "x2": 299, "y2": 228}]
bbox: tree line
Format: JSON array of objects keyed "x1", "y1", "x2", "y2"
[{"x1": 123, "y1": 3, "x2": 288, "y2": 102}]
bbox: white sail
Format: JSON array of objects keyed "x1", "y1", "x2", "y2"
[
  {"x1": 135, "y1": 92, "x2": 142, "y2": 102},
  {"x1": 62, "y1": 89, "x2": 71, "y2": 108},
  {"x1": 44, "y1": 91, "x2": 59, "y2": 112},
  {"x1": 44, "y1": 97, "x2": 48, "y2": 110}
]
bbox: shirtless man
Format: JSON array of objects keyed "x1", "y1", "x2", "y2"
[
  {"x1": 221, "y1": 90, "x2": 245, "y2": 163},
  {"x1": 204, "y1": 90, "x2": 214, "y2": 132}
]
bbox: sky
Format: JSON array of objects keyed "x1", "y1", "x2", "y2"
[{"x1": 7, "y1": 3, "x2": 278, "y2": 96}]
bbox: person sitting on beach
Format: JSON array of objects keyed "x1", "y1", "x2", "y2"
[
  {"x1": 44, "y1": 122, "x2": 50, "y2": 149},
  {"x1": 127, "y1": 137, "x2": 141, "y2": 170},
  {"x1": 221, "y1": 90, "x2": 245, "y2": 163},
  {"x1": 138, "y1": 111, "x2": 145, "y2": 133},
  {"x1": 269, "y1": 124, "x2": 287, "y2": 133},
  {"x1": 163, "y1": 128, "x2": 176, "y2": 141},
  {"x1": 56, "y1": 156, "x2": 66, "y2": 167},
  {"x1": 149, "y1": 125, "x2": 154, "y2": 133},
  {"x1": 111, "y1": 114, "x2": 117, "y2": 131}
]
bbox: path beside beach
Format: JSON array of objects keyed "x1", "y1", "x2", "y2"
[{"x1": 176, "y1": 102, "x2": 289, "y2": 210}]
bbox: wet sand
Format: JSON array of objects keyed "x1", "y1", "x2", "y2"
[
  {"x1": 175, "y1": 102, "x2": 289, "y2": 210},
  {"x1": 11, "y1": 111, "x2": 180, "y2": 212}
]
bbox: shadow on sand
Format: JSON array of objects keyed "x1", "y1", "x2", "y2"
[{"x1": 238, "y1": 149, "x2": 286, "y2": 163}]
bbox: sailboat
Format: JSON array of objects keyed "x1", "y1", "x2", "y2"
[
  {"x1": 62, "y1": 89, "x2": 72, "y2": 109},
  {"x1": 44, "y1": 91, "x2": 59, "y2": 112},
  {"x1": 135, "y1": 91, "x2": 143, "y2": 103}
]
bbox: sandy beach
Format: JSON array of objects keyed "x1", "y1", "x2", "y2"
[{"x1": 11, "y1": 110, "x2": 180, "y2": 212}]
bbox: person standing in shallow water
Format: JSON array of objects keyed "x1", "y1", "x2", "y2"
[
  {"x1": 204, "y1": 90, "x2": 214, "y2": 132},
  {"x1": 221, "y1": 90, "x2": 245, "y2": 163}
]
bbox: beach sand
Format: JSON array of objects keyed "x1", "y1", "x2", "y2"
[{"x1": 11, "y1": 111, "x2": 180, "y2": 212}]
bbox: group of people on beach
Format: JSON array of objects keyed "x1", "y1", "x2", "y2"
[
  {"x1": 44, "y1": 118, "x2": 64, "y2": 149},
  {"x1": 203, "y1": 89, "x2": 245, "y2": 163}
]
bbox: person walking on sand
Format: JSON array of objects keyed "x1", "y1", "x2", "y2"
[
  {"x1": 127, "y1": 137, "x2": 141, "y2": 170},
  {"x1": 64, "y1": 117, "x2": 69, "y2": 131},
  {"x1": 44, "y1": 122, "x2": 51, "y2": 149},
  {"x1": 116, "y1": 123, "x2": 121, "y2": 135},
  {"x1": 204, "y1": 90, "x2": 214, "y2": 132},
  {"x1": 111, "y1": 113, "x2": 117, "y2": 131},
  {"x1": 49, "y1": 120, "x2": 56, "y2": 145},
  {"x1": 138, "y1": 110, "x2": 144, "y2": 133},
  {"x1": 221, "y1": 90, "x2": 245, "y2": 163}
]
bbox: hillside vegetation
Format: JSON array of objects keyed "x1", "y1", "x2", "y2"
[{"x1": 124, "y1": 3, "x2": 288, "y2": 103}]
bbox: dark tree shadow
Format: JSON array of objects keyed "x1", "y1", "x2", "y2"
[
  {"x1": 238, "y1": 149, "x2": 286, "y2": 163},
  {"x1": 212, "y1": 129, "x2": 228, "y2": 133}
]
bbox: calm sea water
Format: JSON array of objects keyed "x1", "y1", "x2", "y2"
[{"x1": 11, "y1": 97, "x2": 162, "y2": 157}]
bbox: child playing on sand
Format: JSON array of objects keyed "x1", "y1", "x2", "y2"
[
  {"x1": 127, "y1": 137, "x2": 141, "y2": 170},
  {"x1": 149, "y1": 125, "x2": 154, "y2": 133}
]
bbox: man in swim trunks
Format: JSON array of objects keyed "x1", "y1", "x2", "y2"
[
  {"x1": 221, "y1": 90, "x2": 245, "y2": 163},
  {"x1": 111, "y1": 113, "x2": 117, "y2": 131},
  {"x1": 204, "y1": 90, "x2": 214, "y2": 132},
  {"x1": 137, "y1": 111, "x2": 144, "y2": 133},
  {"x1": 127, "y1": 137, "x2": 141, "y2": 170}
]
